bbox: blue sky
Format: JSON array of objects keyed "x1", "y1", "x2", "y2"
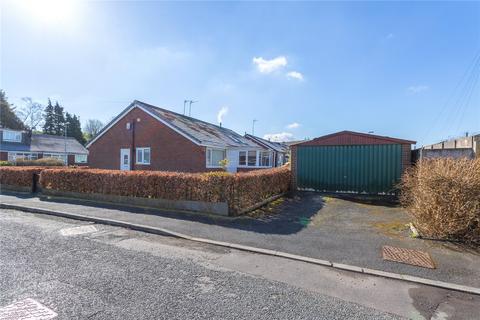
[{"x1": 1, "y1": 1, "x2": 479, "y2": 146}]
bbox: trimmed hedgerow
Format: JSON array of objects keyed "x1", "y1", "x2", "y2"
[
  {"x1": 39, "y1": 166, "x2": 290, "y2": 215},
  {"x1": 0, "y1": 167, "x2": 44, "y2": 188},
  {"x1": 15, "y1": 158, "x2": 65, "y2": 167},
  {"x1": 400, "y1": 158, "x2": 480, "y2": 243}
]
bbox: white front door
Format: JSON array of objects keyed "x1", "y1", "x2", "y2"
[{"x1": 120, "y1": 148, "x2": 130, "y2": 171}]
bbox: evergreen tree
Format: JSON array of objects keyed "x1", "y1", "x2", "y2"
[
  {"x1": 66, "y1": 112, "x2": 86, "y2": 145},
  {"x1": 53, "y1": 101, "x2": 65, "y2": 136},
  {"x1": 0, "y1": 90, "x2": 25, "y2": 130},
  {"x1": 43, "y1": 99, "x2": 56, "y2": 134}
]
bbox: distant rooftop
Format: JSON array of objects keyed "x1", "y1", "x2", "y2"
[
  {"x1": 244, "y1": 134, "x2": 288, "y2": 152},
  {"x1": 31, "y1": 134, "x2": 88, "y2": 154}
]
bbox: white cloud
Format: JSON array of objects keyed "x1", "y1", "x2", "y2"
[
  {"x1": 252, "y1": 56, "x2": 287, "y2": 73},
  {"x1": 286, "y1": 71, "x2": 304, "y2": 81},
  {"x1": 407, "y1": 85, "x2": 429, "y2": 94},
  {"x1": 217, "y1": 106, "x2": 228, "y2": 124},
  {"x1": 286, "y1": 122, "x2": 300, "y2": 129},
  {"x1": 263, "y1": 132, "x2": 295, "y2": 142}
]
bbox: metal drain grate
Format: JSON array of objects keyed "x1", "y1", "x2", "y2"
[{"x1": 382, "y1": 245, "x2": 436, "y2": 269}]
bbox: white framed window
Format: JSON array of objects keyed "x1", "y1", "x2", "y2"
[
  {"x1": 239, "y1": 150, "x2": 258, "y2": 167},
  {"x1": 206, "y1": 148, "x2": 226, "y2": 168},
  {"x1": 259, "y1": 151, "x2": 272, "y2": 167},
  {"x1": 7, "y1": 152, "x2": 38, "y2": 162},
  {"x1": 75, "y1": 154, "x2": 88, "y2": 163},
  {"x1": 136, "y1": 147, "x2": 151, "y2": 165},
  {"x1": 2, "y1": 130, "x2": 22, "y2": 142}
]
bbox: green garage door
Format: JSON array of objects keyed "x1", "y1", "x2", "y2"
[{"x1": 296, "y1": 144, "x2": 402, "y2": 194}]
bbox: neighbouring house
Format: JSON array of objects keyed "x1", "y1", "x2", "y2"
[
  {"x1": 291, "y1": 130, "x2": 416, "y2": 194},
  {"x1": 86, "y1": 100, "x2": 278, "y2": 173},
  {"x1": 0, "y1": 127, "x2": 88, "y2": 165},
  {"x1": 413, "y1": 133, "x2": 480, "y2": 160},
  {"x1": 244, "y1": 134, "x2": 288, "y2": 167}
]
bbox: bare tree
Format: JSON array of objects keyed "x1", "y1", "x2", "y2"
[
  {"x1": 83, "y1": 119, "x2": 104, "y2": 141},
  {"x1": 16, "y1": 97, "x2": 44, "y2": 130}
]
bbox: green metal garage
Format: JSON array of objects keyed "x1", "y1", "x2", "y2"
[{"x1": 291, "y1": 131, "x2": 415, "y2": 194}]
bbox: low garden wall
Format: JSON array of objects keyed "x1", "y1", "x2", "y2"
[
  {"x1": 400, "y1": 158, "x2": 480, "y2": 243},
  {"x1": 0, "y1": 166, "x2": 290, "y2": 216}
]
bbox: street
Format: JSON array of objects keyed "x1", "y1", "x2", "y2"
[{"x1": 1, "y1": 209, "x2": 479, "y2": 319}]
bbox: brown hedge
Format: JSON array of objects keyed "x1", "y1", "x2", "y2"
[
  {"x1": 39, "y1": 166, "x2": 290, "y2": 215},
  {"x1": 400, "y1": 158, "x2": 480, "y2": 243},
  {"x1": 0, "y1": 167, "x2": 45, "y2": 188}
]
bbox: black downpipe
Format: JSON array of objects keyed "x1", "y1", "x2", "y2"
[{"x1": 131, "y1": 120, "x2": 135, "y2": 171}]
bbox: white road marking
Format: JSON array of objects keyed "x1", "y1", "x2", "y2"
[
  {"x1": 60, "y1": 225, "x2": 97, "y2": 236},
  {"x1": 0, "y1": 298, "x2": 57, "y2": 320}
]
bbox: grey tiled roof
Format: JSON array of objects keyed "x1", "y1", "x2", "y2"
[
  {"x1": 244, "y1": 134, "x2": 288, "y2": 153},
  {"x1": 30, "y1": 134, "x2": 88, "y2": 154},
  {"x1": 137, "y1": 101, "x2": 260, "y2": 149}
]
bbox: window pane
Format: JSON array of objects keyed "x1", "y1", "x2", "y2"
[
  {"x1": 239, "y1": 151, "x2": 246, "y2": 166},
  {"x1": 206, "y1": 149, "x2": 212, "y2": 166},
  {"x1": 260, "y1": 151, "x2": 271, "y2": 166},
  {"x1": 137, "y1": 149, "x2": 143, "y2": 163},
  {"x1": 211, "y1": 150, "x2": 224, "y2": 166},
  {"x1": 248, "y1": 151, "x2": 256, "y2": 166},
  {"x1": 75, "y1": 154, "x2": 87, "y2": 163},
  {"x1": 144, "y1": 149, "x2": 150, "y2": 164}
]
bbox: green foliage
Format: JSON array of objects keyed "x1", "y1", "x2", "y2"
[
  {"x1": 53, "y1": 101, "x2": 65, "y2": 136},
  {"x1": 66, "y1": 112, "x2": 86, "y2": 145},
  {"x1": 43, "y1": 99, "x2": 86, "y2": 145},
  {"x1": 43, "y1": 99, "x2": 56, "y2": 134},
  {"x1": 0, "y1": 90, "x2": 25, "y2": 130},
  {"x1": 0, "y1": 161, "x2": 13, "y2": 166}
]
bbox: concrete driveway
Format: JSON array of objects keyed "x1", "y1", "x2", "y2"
[{"x1": 1, "y1": 192, "x2": 479, "y2": 288}]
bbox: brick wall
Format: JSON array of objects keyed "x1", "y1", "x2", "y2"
[{"x1": 88, "y1": 107, "x2": 210, "y2": 172}]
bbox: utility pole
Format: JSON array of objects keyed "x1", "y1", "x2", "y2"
[
  {"x1": 252, "y1": 119, "x2": 258, "y2": 135},
  {"x1": 183, "y1": 100, "x2": 187, "y2": 115}
]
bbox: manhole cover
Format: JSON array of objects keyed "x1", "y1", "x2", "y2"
[
  {"x1": 382, "y1": 245, "x2": 435, "y2": 269},
  {"x1": 0, "y1": 298, "x2": 57, "y2": 320}
]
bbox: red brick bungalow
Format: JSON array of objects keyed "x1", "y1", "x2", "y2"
[{"x1": 86, "y1": 100, "x2": 275, "y2": 173}]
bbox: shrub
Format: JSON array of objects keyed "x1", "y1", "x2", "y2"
[
  {"x1": 0, "y1": 161, "x2": 13, "y2": 166},
  {"x1": 0, "y1": 167, "x2": 44, "y2": 187},
  {"x1": 15, "y1": 158, "x2": 65, "y2": 167},
  {"x1": 232, "y1": 166, "x2": 291, "y2": 212},
  {"x1": 39, "y1": 166, "x2": 291, "y2": 215},
  {"x1": 400, "y1": 158, "x2": 480, "y2": 243}
]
